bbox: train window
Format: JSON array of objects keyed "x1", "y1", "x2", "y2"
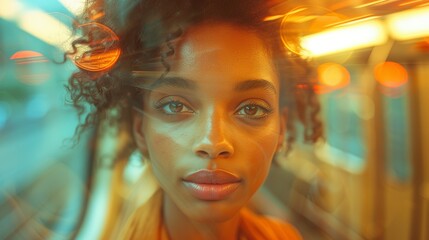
[
  {"x1": 382, "y1": 84, "x2": 412, "y2": 182},
  {"x1": 0, "y1": 2, "x2": 92, "y2": 239},
  {"x1": 316, "y1": 65, "x2": 367, "y2": 173},
  {"x1": 323, "y1": 92, "x2": 365, "y2": 156},
  {"x1": 1, "y1": 1, "x2": 428, "y2": 240}
]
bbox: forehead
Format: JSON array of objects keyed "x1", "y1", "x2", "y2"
[{"x1": 167, "y1": 23, "x2": 278, "y2": 89}]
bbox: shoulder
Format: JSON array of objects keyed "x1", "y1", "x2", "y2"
[
  {"x1": 240, "y1": 208, "x2": 303, "y2": 240},
  {"x1": 117, "y1": 190, "x2": 165, "y2": 240}
]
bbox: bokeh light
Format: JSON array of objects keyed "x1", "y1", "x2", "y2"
[
  {"x1": 316, "y1": 62, "x2": 350, "y2": 94},
  {"x1": 25, "y1": 93, "x2": 50, "y2": 119},
  {"x1": 71, "y1": 22, "x2": 121, "y2": 72},
  {"x1": 10, "y1": 50, "x2": 51, "y2": 85},
  {"x1": 374, "y1": 61, "x2": 408, "y2": 88},
  {"x1": 10, "y1": 50, "x2": 43, "y2": 60}
]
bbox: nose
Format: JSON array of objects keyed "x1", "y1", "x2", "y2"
[{"x1": 193, "y1": 109, "x2": 234, "y2": 159}]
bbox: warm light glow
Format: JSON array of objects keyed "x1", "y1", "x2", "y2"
[
  {"x1": 374, "y1": 62, "x2": 408, "y2": 88},
  {"x1": 301, "y1": 19, "x2": 387, "y2": 57},
  {"x1": 10, "y1": 51, "x2": 50, "y2": 85},
  {"x1": 318, "y1": 63, "x2": 350, "y2": 86},
  {"x1": 316, "y1": 63, "x2": 350, "y2": 94},
  {"x1": 399, "y1": 0, "x2": 426, "y2": 7},
  {"x1": 386, "y1": 6, "x2": 429, "y2": 41},
  {"x1": 10, "y1": 50, "x2": 43, "y2": 59},
  {"x1": 264, "y1": 14, "x2": 284, "y2": 21},
  {"x1": 17, "y1": 10, "x2": 74, "y2": 51},
  {"x1": 355, "y1": 0, "x2": 389, "y2": 9}
]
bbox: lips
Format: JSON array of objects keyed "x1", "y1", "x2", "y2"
[{"x1": 182, "y1": 169, "x2": 242, "y2": 201}]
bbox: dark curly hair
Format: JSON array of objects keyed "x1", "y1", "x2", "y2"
[{"x1": 66, "y1": 0, "x2": 323, "y2": 160}]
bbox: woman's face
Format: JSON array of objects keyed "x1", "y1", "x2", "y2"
[{"x1": 134, "y1": 23, "x2": 285, "y2": 222}]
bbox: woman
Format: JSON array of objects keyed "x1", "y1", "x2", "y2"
[{"x1": 68, "y1": 0, "x2": 322, "y2": 239}]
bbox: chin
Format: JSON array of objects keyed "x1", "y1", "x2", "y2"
[{"x1": 189, "y1": 200, "x2": 243, "y2": 223}]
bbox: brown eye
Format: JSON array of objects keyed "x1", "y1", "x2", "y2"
[
  {"x1": 168, "y1": 102, "x2": 184, "y2": 113},
  {"x1": 235, "y1": 100, "x2": 273, "y2": 120},
  {"x1": 155, "y1": 98, "x2": 194, "y2": 115},
  {"x1": 243, "y1": 105, "x2": 258, "y2": 115}
]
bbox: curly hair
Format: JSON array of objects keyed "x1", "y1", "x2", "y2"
[{"x1": 66, "y1": 0, "x2": 323, "y2": 159}]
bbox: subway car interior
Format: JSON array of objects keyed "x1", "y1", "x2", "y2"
[{"x1": 0, "y1": 0, "x2": 428, "y2": 239}]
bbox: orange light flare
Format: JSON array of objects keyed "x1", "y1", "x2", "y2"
[
  {"x1": 315, "y1": 63, "x2": 350, "y2": 94},
  {"x1": 10, "y1": 50, "x2": 51, "y2": 85},
  {"x1": 279, "y1": 6, "x2": 347, "y2": 56},
  {"x1": 90, "y1": 10, "x2": 105, "y2": 20},
  {"x1": 399, "y1": 0, "x2": 426, "y2": 7},
  {"x1": 74, "y1": 48, "x2": 121, "y2": 71},
  {"x1": 71, "y1": 22, "x2": 121, "y2": 73},
  {"x1": 374, "y1": 61, "x2": 408, "y2": 88},
  {"x1": 416, "y1": 38, "x2": 429, "y2": 52},
  {"x1": 10, "y1": 50, "x2": 47, "y2": 62}
]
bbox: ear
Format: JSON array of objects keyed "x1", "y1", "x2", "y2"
[
  {"x1": 132, "y1": 113, "x2": 149, "y2": 159},
  {"x1": 276, "y1": 107, "x2": 287, "y2": 152}
]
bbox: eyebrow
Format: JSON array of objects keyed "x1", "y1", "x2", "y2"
[
  {"x1": 149, "y1": 77, "x2": 276, "y2": 94},
  {"x1": 234, "y1": 79, "x2": 277, "y2": 94},
  {"x1": 149, "y1": 76, "x2": 197, "y2": 90}
]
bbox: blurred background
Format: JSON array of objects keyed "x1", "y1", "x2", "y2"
[{"x1": 0, "y1": 0, "x2": 428, "y2": 239}]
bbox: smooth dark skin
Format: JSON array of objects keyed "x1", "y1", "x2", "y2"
[{"x1": 134, "y1": 23, "x2": 286, "y2": 240}]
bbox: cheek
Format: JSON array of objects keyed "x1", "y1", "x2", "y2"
[
  {"x1": 238, "y1": 123, "x2": 280, "y2": 188},
  {"x1": 143, "y1": 123, "x2": 191, "y2": 177}
]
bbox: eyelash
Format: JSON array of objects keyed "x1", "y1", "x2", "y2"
[
  {"x1": 235, "y1": 100, "x2": 273, "y2": 119},
  {"x1": 154, "y1": 96, "x2": 194, "y2": 115},
  {"x1": 154, "y1": 97, "x2": 273, "y2": 120}
]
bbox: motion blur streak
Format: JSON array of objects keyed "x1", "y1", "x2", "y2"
[
  {"x1": 386, "y1": 6, "x2": 429, "y2": 41},
  {"x1": 0, "y1": 0, "x2": 74, "y2": 52},
  {"x1": 58, "y1": 0, "x2": 86, "y2": 16},
  {"x1": 17, "y1": 10, "x2": 73, "y2": 51},
  {"x1": 302, "y1": 19, "x2": 387, "y2": 57}
]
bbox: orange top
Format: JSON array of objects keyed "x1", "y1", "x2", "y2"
[
  {"x1": 118, "y1": 190, "x2": 302, "y2": 240},
  {"x1": 239, "y1": 207, "x2": 302, "y2": 240}
]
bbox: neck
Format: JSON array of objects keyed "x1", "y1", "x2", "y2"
[{"x1": 163, "y1": 194, "x2": 242, "y2": 240}]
